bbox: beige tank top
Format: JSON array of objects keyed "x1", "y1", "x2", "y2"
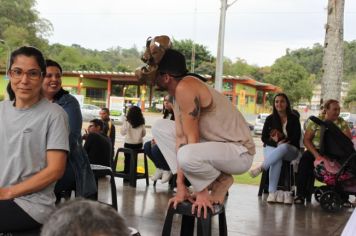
[{"x1": 174, "y1": 83, "x2": 256, "y2": 155}]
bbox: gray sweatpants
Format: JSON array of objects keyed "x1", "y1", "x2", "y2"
[{"x1": 152, "y1": 119, "x2": 254, "y2": 192}]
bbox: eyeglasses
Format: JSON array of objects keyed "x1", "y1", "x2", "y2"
[{"x1": 9, "y1": 68, "x2": 42, "y2": 81}]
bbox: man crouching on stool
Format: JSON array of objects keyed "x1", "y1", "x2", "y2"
[{"x1": 151, "y1": 49, "x2": 255, "y2": 219}]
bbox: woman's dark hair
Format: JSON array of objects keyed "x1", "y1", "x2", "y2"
[
  {"x1": 272, "y1": 93, "x2": 292, "y2": 117},
  {"x1": 6, "y1": 82, "x2": 15, "y2": 101},
  {"x1": 126, "y1": 106, "x2": 145, "y2": 128},
  {"x1": 45, "y1": 59, "x2": 62, "y2": 74},
  {"x1": 162, "y1": 95, "x2": 175, "y2": 120},
  {"x1": 9, "y1": 46, "x2": 46, "y2": 76},
  {"x1": 7, "y1": 46, "x2": 46, "y2": 100}
]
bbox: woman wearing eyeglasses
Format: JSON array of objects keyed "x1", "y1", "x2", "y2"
[
  {"x1": 0, "y1": 46, "x2": 70, "y2": 233},
  {"x1": 42, "y1": 59, "x2": 96, "y2": 203}
]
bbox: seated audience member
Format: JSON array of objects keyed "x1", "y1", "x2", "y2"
[
  {"x1": 0, "y1": 46, "x2": 69, "y2": 232},
  {"x1": 43, "y1": 59, "x2": 96, "y2": 202},
  {"x1": 100, "y1": 107, "x2": 116, "y2": 158},
  {"x1": 295, "y1": 99, "x2": 352, "y2": 204},
  {"x1": 120, "y1": 106, "x2": 146, "y2": 174},
  {"x1": 41, "y1": 199, "x2": 131, "y2": 236},
  {"x1": 144, "y1": 95, "x2": 174, "y2": 183},
  {"x1": 249, "y1": 93, "x2": 301, "y2": 204},
  {"x1": 84, "y1": 119, "x2": 112, "y2": 167}
]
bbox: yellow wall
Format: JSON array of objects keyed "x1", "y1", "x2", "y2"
[{"x1": 234, "y1": 83, "x2": 256, "y2": 114}]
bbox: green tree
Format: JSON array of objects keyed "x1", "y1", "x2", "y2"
[
  {"x1": 172, "y1": 39, "x2": 214, "y2": 72},
  {"x1": 0, "y1": 0, "x2": 52, "y2": 49},
  {"x1": 264, "y1": 58, "x2": 313, "y2": 105},
  {"x1": 282, "y1": 44, "x2": 324, "y2": 81},
  {"x1": 344, "y1": 80, "x2": 356, "y2": 107}
]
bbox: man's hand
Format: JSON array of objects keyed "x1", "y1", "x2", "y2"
[
  {"x1": 168, "y1": 183, "x2": 192, "y2": 209},
  {"x1": 191, "y1": 188, "x2": 214, "y2": 219}
]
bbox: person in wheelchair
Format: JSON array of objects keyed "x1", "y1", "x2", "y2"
[
  {"x1": 295, "y1": 99, "x2": 352, "y2": 204},
  {"x1": 249, "y1": 93, "x2": 301, "y2": 204}
]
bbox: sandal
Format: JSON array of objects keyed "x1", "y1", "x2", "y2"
[{"x1": 294, "y1": 196, "x2": 305, "y2": 204}]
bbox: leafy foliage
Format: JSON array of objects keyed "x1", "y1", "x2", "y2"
[
  {"x1": 172, "y1": 38, "x2": 215, "y2": 75},
  {"x1": 264, "y1": 57, "x2": 313, "y2": 105},
  {"x1": 344, "y1": 79, "x2": 356, "y2": 106}
]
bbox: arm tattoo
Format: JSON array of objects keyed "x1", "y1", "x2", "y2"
[{"x1": 188, "y1": 96, "x2": 200, "y2": 119}]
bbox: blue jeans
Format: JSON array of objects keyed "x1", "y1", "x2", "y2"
[
  {"x1": 144, "y1": 141, "x2": 170, "y2": 171},
  {"x1": 263, "y1": 143, "x2": 299, "y2": 192}
]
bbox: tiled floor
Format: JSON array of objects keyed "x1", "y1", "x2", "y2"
[{"x1": 97, "y1": 178, "x2": 353, "y2": 236}]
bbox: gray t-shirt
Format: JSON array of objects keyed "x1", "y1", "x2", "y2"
[{"x1": 0, "y1": 98, "x2": 69, "y2": 223}]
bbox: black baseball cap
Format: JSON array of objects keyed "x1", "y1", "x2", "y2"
[{"x1": 158, "y1": 49, "x2": 188, "y2": 77}]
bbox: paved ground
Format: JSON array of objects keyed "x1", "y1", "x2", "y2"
[
  {"x1": 92, "y1": 112, "x2": 353, "y2": 235},
  {"x1": 97, "y1": 180, "x2": 353, "y2": 236}
]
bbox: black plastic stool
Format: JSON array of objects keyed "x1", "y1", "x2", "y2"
[
  {"x1": 91, "y1": 164, "x2": 118, "y2": 210},
  {"x1": 258, "y1": 160, "x2": 294, "y2": 196},
  {"x1": 162, "y1": 201, "x2": 227, "y2": 236},
  {"x1": 113, "y1": 148, "x2": 149, "y2": 187}
]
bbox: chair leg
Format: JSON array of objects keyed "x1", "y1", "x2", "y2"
[
  {"x1": 258, "y1": 169, "x2": 268, "y2": 196},
  {"x1": 110, "y1": 172, "x2": 118, "y2": 210},
  {"x1": 218, "y1": 211, "x2": 228, "y2": 236},
  {"x1": 181, "y1": 215, "x2": 195, "y2": 236},
  {"x1": 197, "y1": 215, "x2": 212, "y2": 236},
  {"x1": 162, "y1": 207, "x2": 176, "y2": 236},
  {"x1": 129, "y1": 152, "x2": 137, "y2": 187},
  {"x1": 144, "y1": 153, "x2": 149, "y2": 186}
]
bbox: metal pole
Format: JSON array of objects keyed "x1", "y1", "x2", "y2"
[
  {"x1": 214, "y1": 0, "x2": 227, "y2": 92},
  {"x1": 214, "y1": 0, "x2": 238, "y2": 92},
  {"x1": 191, "y1": 0, "x2": 197, "y2": 72}
]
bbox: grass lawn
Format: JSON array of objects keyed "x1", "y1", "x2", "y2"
[{"x1": 115, "y1": 155, "x2": 262, "y2": 185}]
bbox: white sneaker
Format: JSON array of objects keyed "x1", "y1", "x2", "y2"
[
  {"x1": 249, "y1": 165, "x2": 262, "y2": 178},
  {"x1": 284, "y1": 191, "x2": 293, "y2": 205},
  {"x1": 267, "y1": 192, "x2": 277, "y2": 203},
  {"x1": 161, "y1": 171, "x2": 173, "y2": 184},
  {"x1": 276, "y1": 190, "x2": 284, "y2": 203},
  {"x1": 151, "y1": 168, "x2": 163, "y2": 181}
]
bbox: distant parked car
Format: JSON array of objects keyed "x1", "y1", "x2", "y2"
[
  {"x1": 254, "y1": 113, "x2": 269, "y2": 135},
  {"x1": 81, "y1": 104, "x2": 101, "y2": 121},
  {"x1": 340, "y1": 112, "x2": 351, "y2": 121}
]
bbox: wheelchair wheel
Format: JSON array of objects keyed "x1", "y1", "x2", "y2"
[
  {"x1": 314, "y1": 186, "x2": 329, "y2": 202},
  {"x1": 320, "y1": 191, "x2": 342, "y2": 212}
]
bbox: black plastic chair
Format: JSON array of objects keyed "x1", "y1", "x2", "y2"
[
  {"x1": 9, "y1": 227, "x2": 41, "y2": 236},
  {"x1": 113, "y1": 148, "x2": 149, "y2": 188},
  {"x1": 162, "y1": 201, "x2": 227, "y2": 236},
  {"x1": 258, "y1": 160, "x2": 294, "y2": 196},
  {"x1": 90, "y1": 164, "x2": 118, "y2": 210}
]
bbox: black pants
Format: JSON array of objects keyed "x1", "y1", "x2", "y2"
[
  {"x1": 123, "y1": 143, "x2": 143, "y2": 174},
  {"x1": 296, "y1": 150, "x2": 315, "y2": 198},
  {"x1": 0, "y1": 200, "x2": 41, "y2": 233},
  {"x1": 54, "y1": 161, "x2": 76, "y2": 203}
]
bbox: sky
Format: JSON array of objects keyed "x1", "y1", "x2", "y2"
[{"x1": 35, "y1": 0, "x2": 356, "y2": 67}]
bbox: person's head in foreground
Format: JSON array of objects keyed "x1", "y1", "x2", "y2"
[{"x1": 41, "y1": 199, "x2": 131, "y2": 236}]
